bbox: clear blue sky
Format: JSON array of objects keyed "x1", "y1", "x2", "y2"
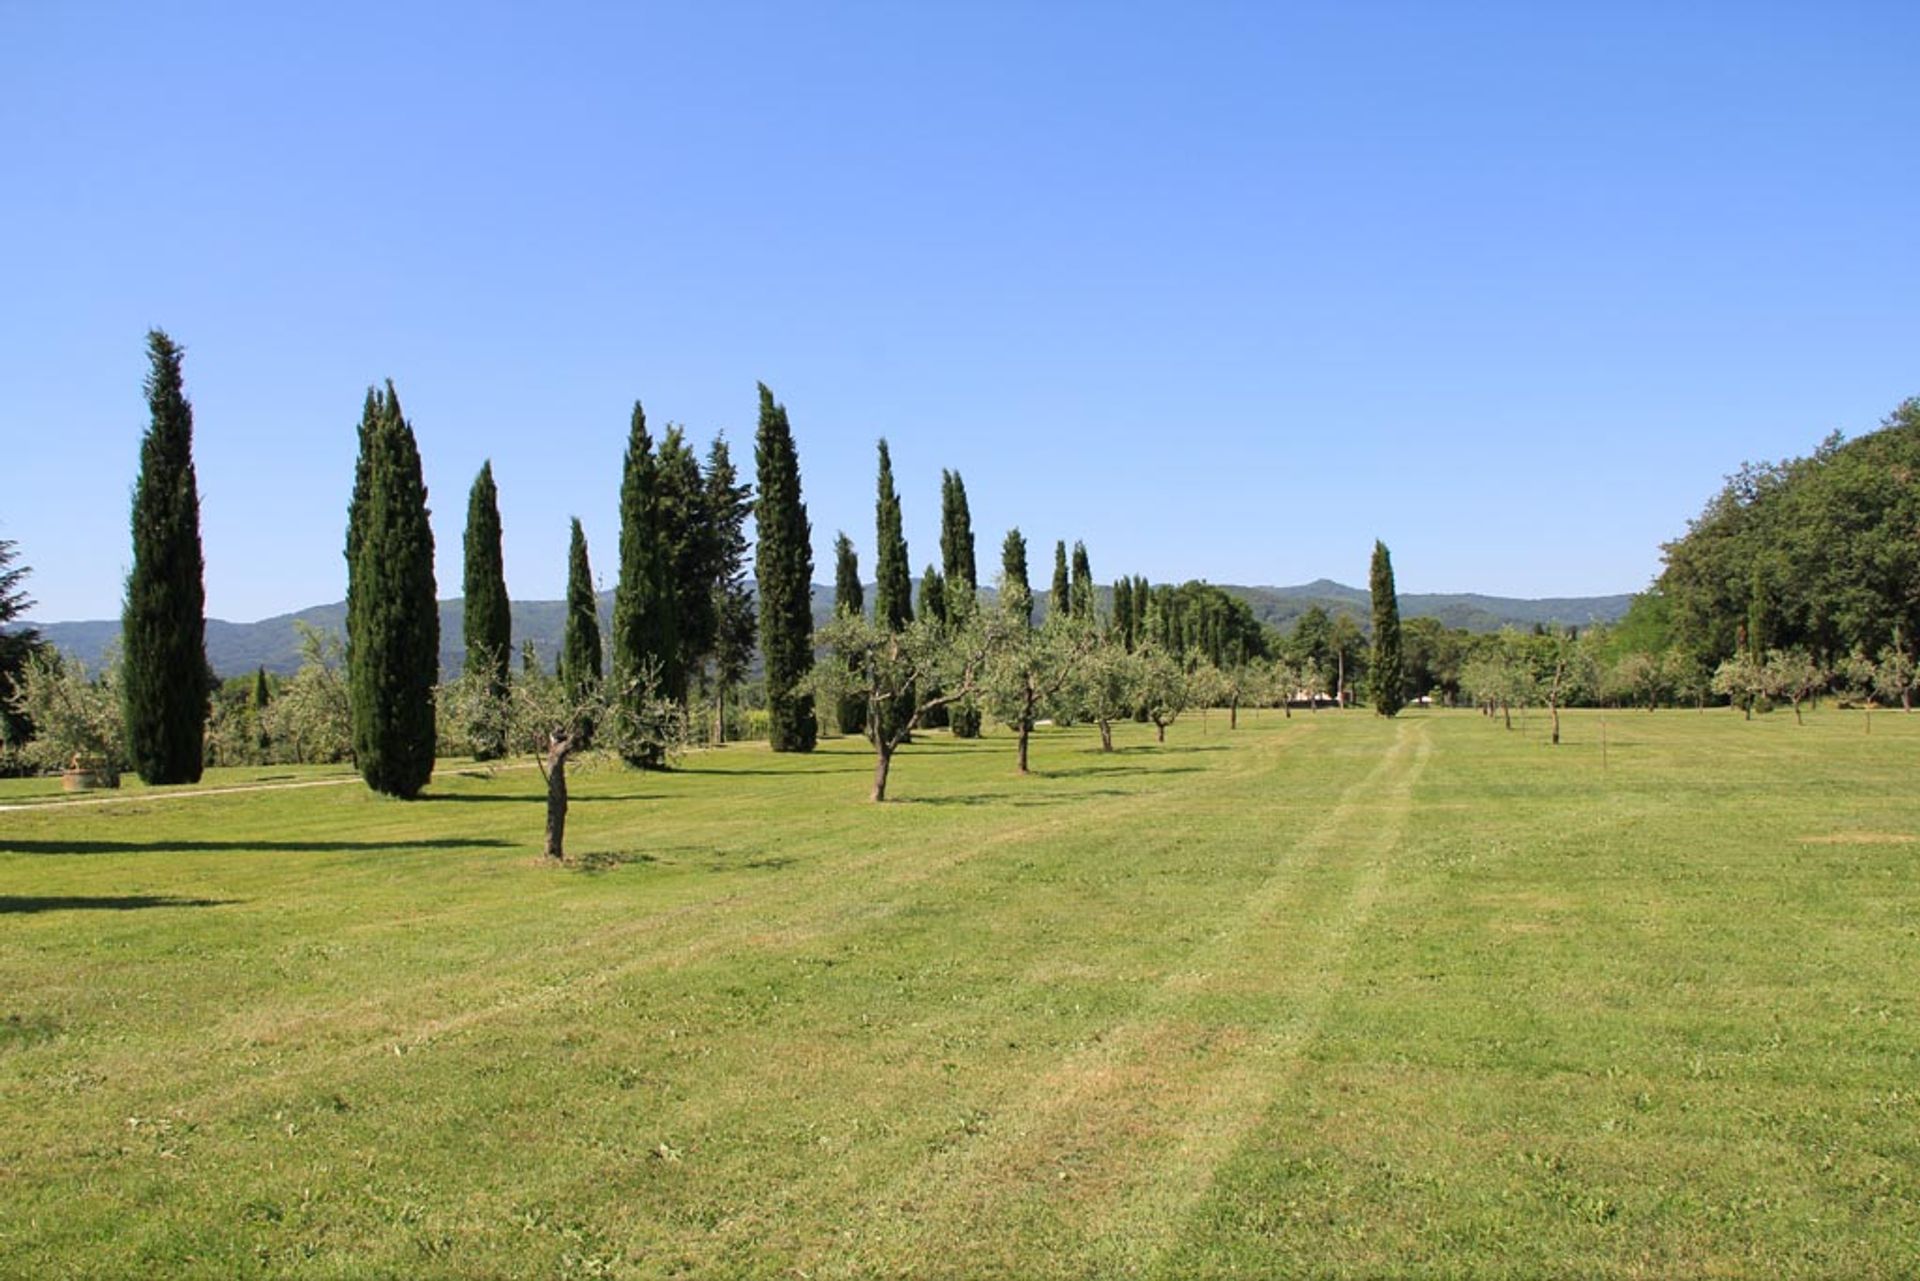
[{"x1": 4, "y1": 2, "x2": 1916, "y2": 622}]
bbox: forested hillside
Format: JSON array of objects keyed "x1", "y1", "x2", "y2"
[{"x1": 1655, "y1": 398, "x2": 1920, "y2": 666}]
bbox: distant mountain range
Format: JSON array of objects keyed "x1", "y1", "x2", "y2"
[{"x1": 31, "y1": 580, "x2": 1634, "y2": 677}]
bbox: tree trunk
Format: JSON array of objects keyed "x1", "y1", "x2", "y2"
[
  {"x1": 1156, "y1": 720, "x2": 1166, "y2": 743},
  {"x1": 1016, "y1": 722, "x2": 1031, "y2": 774},
  {"x1": 543, "y1": 733, "x2": 574, "y2": 860},
  {"x1": 713, "y1": 691, "x2": 726, "y2": 745},
  {"x1": 1230, "y1": 697, "x2": 1238, "y2": 730},
  {"x1": 1502, "y1": 700, "x2": 1511, "y2": 731},
  {"x1": 1792, "y1": 699, "x2": 1803, "y2": 725},
  {"x1": 1098, "y1": 719, "x2": 1113, "y2": 752},
  {"x1": 1550, "y1": 702, "x2": 1560, "y2": 745},
  {"x1": 871, "y1": 739, "x2": 893, "y2": 802}
]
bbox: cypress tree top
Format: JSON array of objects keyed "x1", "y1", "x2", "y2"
[{"x1": 122, "y1": 328, "x2": 210, "y2": 785}]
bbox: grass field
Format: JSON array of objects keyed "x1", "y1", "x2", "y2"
[{"x1": 2, "y1": 707, "x2": 1916, "y2": 1278}]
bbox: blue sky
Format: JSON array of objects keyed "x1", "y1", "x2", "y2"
[{"x1": 4, "y1": 2, "x2": 1916, "y2": 622}]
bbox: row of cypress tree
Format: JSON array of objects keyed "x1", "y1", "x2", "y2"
[{"x1": 109, "y1": 329, "x2": 1411, "y2": 800}]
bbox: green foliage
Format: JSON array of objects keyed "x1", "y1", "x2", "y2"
[
  {"x1": 264, "y1": 624, "x2": 352, "y2": 764},
  {"x1": 1134, "y1": 642, "x2": 1191, "y2": 740},
  {"x1": 939, "y1": 470, "x2": 977, "y2": 594},
  {"x1": 812, "y1": 605, "x2": 1011, "y2": 799},
  {"x1": 9, "y1": 650, "x2": 124, "y2": 777},
  {"x1": 0, "y1": 537, "x2": 42, "y2": 749},
  {"x1": 1070, "y1": 541, "x2": 1094, "y2": 621},
  {"x1": 870, "y1": 440, "x2": 916, "y2": 742},
  {"x1": 871, "y1": 440, "x2": 913, "y2": 631},
  {"x1": 611, "y1": 402, "x2": 679, "y2": 765},
  {"x1": 833, "y1": 531, "x2": 864, "y2": 621},
  {"x1": 1049, "y1": 540, "x2": 1070, "y2": 623},
  {"x1": 831, "y1": 532, "x2": 867, "y2": 735},
  {"x1": 655, "y1": 425, "x2": 715, "y2": 703},
  {"x1": 121, "y1": 329, "x2": 210, "y2": 784},
  {"x1": 561, "y1": 518, "x2": 602, "y2": 708},
  {"x1": 1711, "y1": 650, "x2": 1769, "y2": 719},
  {"x1": 1001, "y1": 529, "x2": 1031, "y2": 628},
  {"x1": 1112, "y1": 577, "x2": 1135, "y2": 652},
  {"x1": 345, "y1": 381, "x2": 439, "y2": 798},
  {"x1": 1369, "y1": 540, "x2": 1405, "y2": 717},
  {"x1": 937, "y1": 474, "x2": 983, "y2": 739},
  {"x1": 919, "y1": 564, "x2": 947, "y2": 626},
  {"x1": 1875, "y1": 641, "x2": 1918, "y2": 710},
  {"x1": 754, "y1": 384, "x2": 817, "y2": 752},
  {"x1": 703, "y1": 436, "x2": 757, "y2": 744},
  {"x1": 981, "y1": 601, "x2": 1099, "y2": 768},
  {"x1": 1761, "y1": 648, "x2": 1827, "y2": 723},
  {"x1": 462, "y1": 462, "x2": 512, "y2": 759},
  {"x1": 1661, "y1": 402, "x2": 1920, "y2": 668}
]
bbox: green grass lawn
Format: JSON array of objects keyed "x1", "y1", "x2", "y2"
[{"x1": 2, "y1": 708, "x2": 1916, "y2": 1277}]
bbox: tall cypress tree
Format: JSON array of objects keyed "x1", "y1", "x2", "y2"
[
  {"x1": 655, "y1": 425, "x2": 713, "y2": 705},
  {"x1": 462, "y1": 461, "x2": 511, "y2": 759},
  {"x1": 704, "y1": 435, "x2": 756, "y2": 741},
  {"x1": 872, "y1": 440, "x2": 915, "y2": 741},
  {"x1": 940, "y1": 470, "x2": 982, "y2": 737},
  {"x1": 1369, "y1": 539, "x2": 1405, "y2": 717},
  {"x1": 561, "y1": 517, "x2": 602, "y2": 706},
  {"x1": 754, "y1": 383, "x2": 817, "y2": 751},
  {"x1": 346, "y1": 381, "x2": 438, "y2": 797},
  {"x1": 1048, "y1": 540, "x2": 1071, "y2": 624},
  {"x1": 1114, "y1": 577, "x2": 1134, "y2": 650},
  {"x1": 612, "y1": 402, "x2": 679, "y2": 765},
  {"x1": 872, "y1": 440, "x2": 914, "y2": 630},
  {"x1": 1070, "y1": 541, "x2": 1094, "y2": 621},
  {"x1": 1002, "y1": 528, "x2": 1032, "y2": 626},
  {"x1": 122, "y1": 329, "x2": 210, "y2": 784},
  {"x1": 832, "y1": 532, "x2": 867, "y2": 735},
  {"x1": 939, "y1": 470, "x2": 977, "y2": 595}
]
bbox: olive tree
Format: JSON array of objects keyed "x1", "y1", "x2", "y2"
[
  {"x1": 8, "y1": 651, "x2": 125, "y2": 780},
  {"x1": 814, "y1": 606, "x2": 1013, "y2": 801}
]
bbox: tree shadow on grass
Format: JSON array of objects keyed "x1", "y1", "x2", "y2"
[
  {"x1": 422, "y1": 792, "x2": 666, "y2": 804},
  {"x1": 672, "y1": 765, "x2": 866, "y2": 777},
  {"x1": 895, "y1": 788, "x2": 1134, "y2": 808},
  {"x1": 1108, "y1": 742, "x2": 1232, "y2": 755},
  {"x1": 1, "y1": 838, "x2": 517, "y2": 856},
  {"x1": 1, "y1": 895, "x2": 236, "y2": 914},
  {"x1": 1044, "y1": 763, "x2": 1204, "y2": 779}
]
